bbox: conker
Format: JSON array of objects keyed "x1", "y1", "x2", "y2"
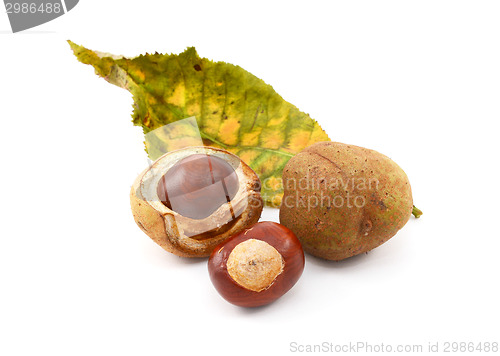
[
  {"x1": 131, "y1": 147, "x2": 263, "y2": 257},
  {"x1": 157, "y1": 154, "x2": 239, "y2": 219},
  {"x1": 208, "y1": 221, "x2": 305, "y2": 307}
]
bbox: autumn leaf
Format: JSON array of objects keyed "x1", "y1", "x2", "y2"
[{"x1": 68, "y1": 41, "x2": 330, "y2": 207}]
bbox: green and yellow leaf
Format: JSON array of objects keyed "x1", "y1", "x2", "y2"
[{"x1": 68, "y1": 41, "x2": 330, "y2": 206}]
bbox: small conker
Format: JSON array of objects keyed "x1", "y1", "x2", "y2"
[{"x1": 208, "y1": 221, "x2": 305, "y2": 307}]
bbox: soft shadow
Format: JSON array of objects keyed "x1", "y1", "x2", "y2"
[
  {"x1": 305, "y1": 250, "x2": 377, "y2": 270},
  {"x1": 175, "y1": 255, "x2": 209, "y2": 265},
  {"x1": 233, "y1": 300, "x2": 276, "y2": 315},
  {"x1": 140, "y1": 239, "x2": 208, "y2": 267}
]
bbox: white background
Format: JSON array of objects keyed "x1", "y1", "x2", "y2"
[{"x1": 1, "y1": 1, "x2": 499, "y2": 355}]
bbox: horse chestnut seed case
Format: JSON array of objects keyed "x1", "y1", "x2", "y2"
[
  {"x1": 131, "y1": 147, "x2": 263, "y2": 257},
  {"x1": 208, "y1": 221, "x2": 305, "y2": 307}
]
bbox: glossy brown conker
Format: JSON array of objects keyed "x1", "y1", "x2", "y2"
[
  {"x1": 157, "y1": 154, "x2": 239, "y2": 219},
  {"x1": 208, "y1": 221, "x2": 305, "y2": 307}
]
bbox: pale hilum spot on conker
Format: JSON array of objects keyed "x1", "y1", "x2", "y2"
[{"x1": 226, "y1": 239, "x2": 284, "y2": 292}]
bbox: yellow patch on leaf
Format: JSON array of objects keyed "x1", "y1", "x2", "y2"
[
  {"x1": 260, "y1": 154, "x2": 282, "y2": 175},
  {"x1": 148, "y1": 95, "x2": 158, "y2": 105},
  {"x1": 238, "y1": 150, "x2": 260, "y2": 165},
  {"x1": 136, "y1": 70, "x2": 146, "y2": 82},
  {"x1": 165, "y1": 84, "x2": 185, "y2": 108},
  {"x1": 287, "y1": 130, "x2": 312, "y2": 153},
  {"x1": 268, "y1": 115, "x2": 286, "y2": 127},
  {"x1": 241, "y1": 129, "x2": 262, "y2": 147},
  {"x1": 218, "y1": 117, "x2": 241, "y2": 146},
  {"x1": 186, "y1": 102, "x2": 201, "y2": 117},
  {"x1": 259, "y1": 128, "x2": 284, "y2": 149},
  {"x1": 310, "y1": 125, "x2": 330, "y2": 143}
]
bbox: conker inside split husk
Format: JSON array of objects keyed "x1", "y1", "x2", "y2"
[{"x1": 131, "y1": 147, "x2": 263, "y2": 258}]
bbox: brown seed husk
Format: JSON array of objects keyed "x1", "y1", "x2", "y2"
[{"x1": 279, "y1": 142, "x2": 413, "y2": 261}]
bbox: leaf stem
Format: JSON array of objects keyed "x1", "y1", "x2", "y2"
[
  {"x1": 412, "y1": 205, "x2": 423, "y2": 218},
  {"x1": 199, "y1": 132, "x2": 228, "y2": 149}
]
